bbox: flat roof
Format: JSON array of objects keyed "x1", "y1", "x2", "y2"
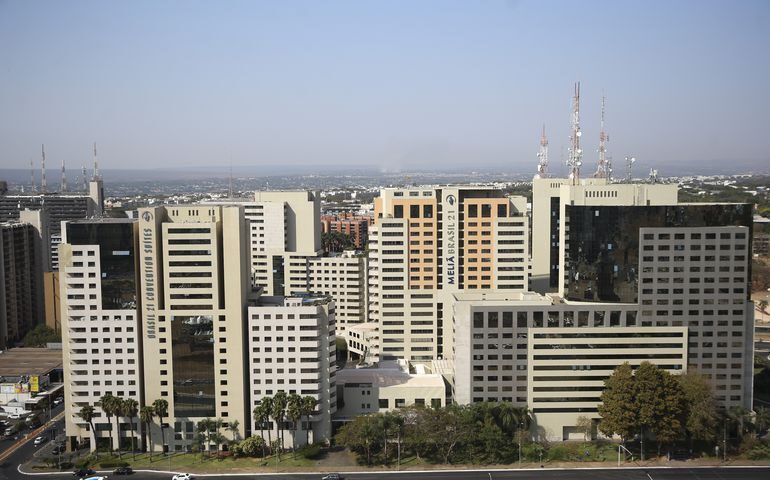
[
  {"x1": 0, "y1": 348, "x2": 63, "y2": 377},
  {"x1": 336, "y1": 364, "x2": 445, "y2": 389}
]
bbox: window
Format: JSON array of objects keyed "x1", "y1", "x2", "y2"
[{"x1": 379, "y1": 399, "x2": 389, "y2": 409}]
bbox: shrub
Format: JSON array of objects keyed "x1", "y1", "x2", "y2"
[
  {"x1": 98, "y1": 461, "x2": 130, "y2": 468},
  {"x1": 298, "y1": 443, "x2": 323, "y2": 460},
  {"x1": 547, "y1": 445, "x2": 570, "y2": 461}
]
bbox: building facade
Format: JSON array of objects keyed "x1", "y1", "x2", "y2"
[{"x1": 307, "y1": 251, "x2": 368, "y2": 333}]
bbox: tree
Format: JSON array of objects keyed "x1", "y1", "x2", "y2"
[
  {"x1": 286, "y1": 394, "x2": 302, "y2": 452},
  {"x1": 336, "y1": 415, "x2": 380, "y2": 465},
  {"x1": 428, "y1": 404, "x2": 473, "y2": 464},
  {"x1": 97, "y1": 394, "x2": 118, "y2": 455},
  {"x1": 122, "y1": 398, "x2": 139, "y2": 459},
  {"x1": 139, "y1": 406, "x2": 155, "y2": 459},
  {"x1": 22, "y1": 324, "x2": 61, "y2": 347},
  {"x1": 575, "y1": 416, "x2": 594, "y2": 442},
  {"x1": 152, "y1": 399, "x2": 169, "y2": 454},
  {"x1": 239, "y1": 435, "x2": 266, "y2": 457},
  {"x1": 495, "y1": 402, "x2": 530, "y2": 449},
  {"x1": 300, "y1": 396, "x2": 317, "y2": 447},
  {"x1": 679, "y1": 371, "x2": 720, "y2": 446},
  {"x1": 253, "y1": 397, "x2": 273, "y2": 457},
  {"x1": 77, "y1": 405, "x2": 97, "y2": 455},
  {"x1": 271, "y1": 391, "x2": 288, "y2": 451},
  {"x1": 598, "y1": 362, "x2": 638, "y2": 443},
  {"x1": 755, "y1": 406, "x2": 770, "y2": 437},
  {"x1": 227, "y1": 419, "x2": 241, "y2": 444},
  {"x1": 196, "y1": 419, "x2": 214, "y2": 457},
  {"x1": 727, "y1": 405, "x2": 753, "y2": 439},
  {"x1": 322, "y1": 231, "x2": 354, "y2": 253},
  {"x1": 758, "y1": 299, "x2": 768, "y2": 314}
]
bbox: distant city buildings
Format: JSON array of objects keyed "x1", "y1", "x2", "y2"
[{"x1": 321, "y1": 213, "x2": 371, "y2": 250}]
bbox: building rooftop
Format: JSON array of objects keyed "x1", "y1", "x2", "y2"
[
  {"x1": 336, "y1": 360, "x2": 446, "y2": 389},
  {"x1": 0, "y1": 348, "x2": 63, "y2": 377},
  {"x1": 256, "y1": 292, "x2": 333, "y2": 307}
]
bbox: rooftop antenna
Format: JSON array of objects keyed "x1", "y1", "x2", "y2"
[
  {"x1": 625, "y1": 155, "x2": 636, "y2": 182},
  {"x1": 649, "y1": 168, "x2": 659, "y2": 184},
  {"x1": 61, "y1": 158, "x2": 67, "y2": 192},
  {"x1": 535, "y1": 124, "x2": 549, "y2": 178},
  {"x1": 41, "y1": 144, "x2": 47, "y2": 193},
  {"x1": 29, "y1": 157, "x2": 36, "y2": 193},
  {"x1": 229, "y1": 160, "x2": 234, "y2": 199},
  {"x1": 594, "y1": 94, "x2": 610, "y2": 178},
  {"x1": 567, "y1": 82, "x2": 583, "y2": 184},
  {"x1": 92, "y1": 142, "x2": 100, "y2": 180}
]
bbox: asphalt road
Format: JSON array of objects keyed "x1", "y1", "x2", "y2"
[{"x1": 3, "y1": 466, "x2": 770, "y2": 480}]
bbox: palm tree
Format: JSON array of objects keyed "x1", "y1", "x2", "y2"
[
  {"x1": 226, "y1": 419, "x2": 241, "y2": 445},
  {"x1": 496, "y1": 402, "x2": 531, "y2": 452},
  {"x1": 97, "y1": 393, "x2": 117, "y2": 455},
  {"x1": 122, "y1": 399, "x2": 139, "y2": 459},
  {"x1": 152, "y1": 399, "x2": 169, "y2": 454},
  {"x1": 113, "y1": 397, "x2": 126, "y2": 459},
  {"x1": 253, "y1": 397, "x2": 273, "y2": 457},
  {"x1": 271, "y1": 391, "x2": 288, "y2": 451},
  {"x1": 287, "y1": 394, "x2": 302, "y2": 452},
  {"x1": 77, "y1": 404, "x2": 97, "y2": 455},
  {"x1": 300, "y1": 396, "x2": 316, "y2": 446},
  {"x1": 139, "y1": 406, "x2": 155, "y2": 460},
  {"x1": 759, "y1": 299, "x2": 769, "y2": 314}
]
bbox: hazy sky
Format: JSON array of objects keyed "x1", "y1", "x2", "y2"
[{"x1": 1, "y1": 0, "x2": 769, "y2": 174}]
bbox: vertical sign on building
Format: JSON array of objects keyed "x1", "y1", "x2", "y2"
[{"x1": 442, "y1": 188, "x2": 460, "y2": 292}]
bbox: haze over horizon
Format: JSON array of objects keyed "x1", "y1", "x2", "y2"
[{"x1": 1, "y1": 0, "x2": 769, "y2": 174}]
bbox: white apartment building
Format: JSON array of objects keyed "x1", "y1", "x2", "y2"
[
  {"x1": 59, "y1": 218, "x2": 142, "y2": 451},
  {"x1": 308, "y1": 250, "x2": 368, "y2": 333},
  {"x1": 247, "y1": 294, "x2": 337, "y2": 447}
]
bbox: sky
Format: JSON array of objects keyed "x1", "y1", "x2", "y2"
[{"x1": 1, "y1": 0, "x2": 769, "y2": 175}]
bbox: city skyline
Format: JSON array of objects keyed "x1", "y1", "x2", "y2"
[{"x1": 1, "y1": 1, "x2": 769, "y2": 172}]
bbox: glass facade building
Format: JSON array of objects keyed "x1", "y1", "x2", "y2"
[
  {"x1": 565, "y1": 203, "x2": 752, "y2": 303},
  {"x1": 171, "y1": 315, "x2": 216, "y2": 417},
  {"x1": 66, "y1": 221, "x2": 137, "y2": 309}
]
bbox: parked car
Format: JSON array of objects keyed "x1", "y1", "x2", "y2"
[
  {"x1": 113, "y1": 467, "x2": 133, "y2": 475},
  {"x1": 172, "y1": 474, "x2": 192, "y2": 480},
  {"x1": 33, "y1": 436, "x2": 46, "y2": 446},
  {"x1": 53, "y1": 397, "x2": 63, "y2": 406},
  {"x1": 73, "y1": 468, "x2": 96, "y2": 477}
]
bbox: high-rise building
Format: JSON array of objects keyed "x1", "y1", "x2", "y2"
[
  {"x1": 138, "y1": 205, "x2": 251, "y2": 451},
  {"x1": 0, "y1": 214, "x2": 45, "y2": 349},
  {"x1": 307, "y1": 251, "x2": 368, "y2": 333},
  {"x1": 448, "y1": 181, "x2": 754, "y2": 441},
  {"x1": 368, "y1": 186, "x2": 529, "y2": 362},
  {"x1": 59, "y1": 218, "x2": 141, "y2": 450},
  {"x1": 0, "y1": 179, "x2": 104, "y2": 271},
  {"x1": 247, "y1": 294, "x2": 337, "y2": 446}
]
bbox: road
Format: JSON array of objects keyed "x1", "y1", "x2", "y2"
[{"x1": 3, "y1": 463, "x2": 770, "y2": 480}]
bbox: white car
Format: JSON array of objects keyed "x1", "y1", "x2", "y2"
[
  {"x1": 82, "y1": 477, "x2": 107, "y2": 480},
  {"x1": 172, "y1": 474, "x2": 192, "y2": 480},
  {"x1": 33, "y1": 436, "x2": 46, "y2": 446}
]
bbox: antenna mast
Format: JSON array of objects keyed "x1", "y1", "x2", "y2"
[
  {"x1": 41, "y1": 144, "x2": 47, "y2": 193},
  {"x1": 594, "y1": 94, "x2": 610, "y2": 179},
  {"x1": 535, "y1": 124, "x2": 549, "y2": 178},
  {"x1": 29, "y1": 158, "x2": 36, "y2": 193},
  {"x1": 61, "y1": 158, "x2": 67, "y2": 192},
  {"x1": 92, "y1": 142, "x2": 100, "y2": 180},
  {"x1": 625, "y1": 155, "x2": 636, "y2": 182},
  {"x1": 566, "y1": 82, "x2": 583, "y2": 184},
  {"x1": 81, "y1": 165, "x2": 88, "y2": 191}
]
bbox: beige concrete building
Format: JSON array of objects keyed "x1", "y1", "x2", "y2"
[
  {"x1": 247, "y1": 294, "x2": 337, "y2": 447},
  {"x1": 308, "y1": 251, "x2": 367, "y2": 333},
  {"x1": 334, "y1": 360, "x2": 446, "y2": 422},
  {"x1": 138, "y1": 205, "x2": 250, "y2": 451},
  {"x1": 451, "y1": 195, "x2": 754, "y2": 441},
  {"x1": 369, "y1": 186, "x2": 529, "y2": 362},
  {"x1": 59, "y1": 218, "x2": 141, "y2": 450}
]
